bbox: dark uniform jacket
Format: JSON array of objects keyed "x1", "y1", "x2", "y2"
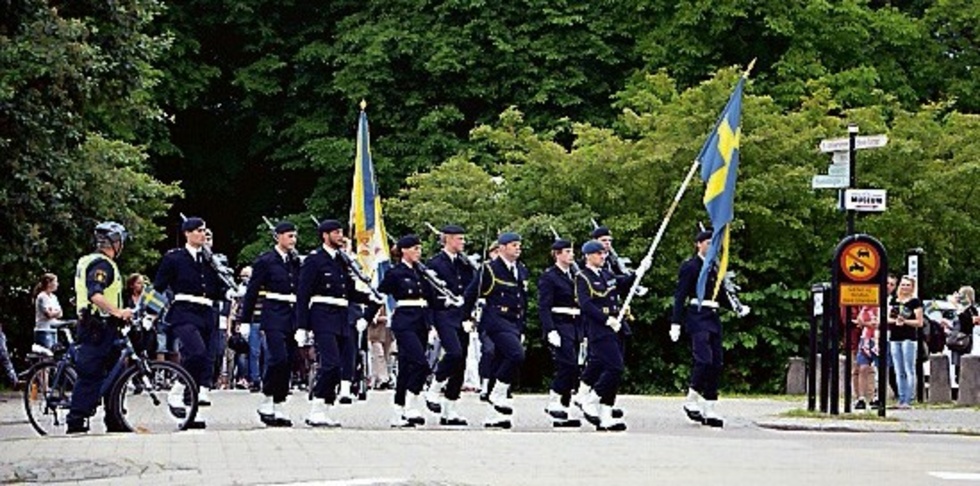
[
  {"x1": 671, "y1": 255, "x2": 732, "y2": 334},
  {"x1": 427, "y1": 250, "x2": 475, "y2": 327},
  {"x1": 575, "y1": 266, "x2": 635, "y2": 341},
  {"x1": 538, "y1": 265, "x2": 581, "y2": 341},
  {"x1": 463, "y1": 258, "x2": 529, "y2": 334},
  {"x1": 296, "y1": 246, "x2": 368, "y2": 335},
  {"x1": 154, "y1": 247, "x2": 224, "y2": 327},
  {"x1": 240, "y1": 249, "x2": 300, "y2": 333},
  {"x1": 377, "y1": 262, "x2": 434, "y2": 332}
]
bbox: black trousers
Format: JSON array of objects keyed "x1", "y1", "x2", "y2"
[
  {"x1": 488, "y1": 329, "x2": 524, "y2": 385},
  {"x1": 262, "y1": 329, "x2": 294, "y2": 402},
  {"x1": 549, "y1": 325, "x2": 580, "y2": 401},
  {"x1": 590, "y1": 336, "x2": 624, "y2": 406},
  {"x1": 392, "y1": 326, "x2": 429, "y2": 407},
  {"x1": 689, "y1": 330, "x2": 724, "y2": 400},
  {"x1": 311, "y1": 329, "x2": 349, "y2": 404},
  {"x1": 433, "y1": 321, "x2": 469, "y2": 401},
  {"x1": 68, "y1": 318, "x2": 118, "y2": 423}
]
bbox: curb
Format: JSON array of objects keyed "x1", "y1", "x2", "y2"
[{"x1": 755, "y1": 419, "x2": 980, "y2": 436}]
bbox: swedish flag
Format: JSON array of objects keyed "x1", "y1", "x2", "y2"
[
  {"x1": 696, "y1": 76, "x2": 746, "y2": 303},
  {"x1": 349, "y1": 101, "x2": 392, "y2": 296}
]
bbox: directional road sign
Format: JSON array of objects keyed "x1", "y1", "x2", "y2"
[
  {"x1": 819, "y1": 135, "x2": 889, "y2": 153},
  {"x1": 812, "y1": 175, "x2": 849, "y2": 189},
  {"x1": 827, "y1": 164, "x2": 850, "y2": 177}
]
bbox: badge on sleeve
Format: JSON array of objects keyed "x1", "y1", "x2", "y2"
[{"x1": 94, "y1": 269, "x2": 108, "y2": 283}]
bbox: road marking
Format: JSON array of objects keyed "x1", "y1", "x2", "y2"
[
  {"x1": 929, "y1": 472, "x2": 980, "y2": 481},
  {"x1": 263, "y1": 479, "x2": 408, "y2": 486}
]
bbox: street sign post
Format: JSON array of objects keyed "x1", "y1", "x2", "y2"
[
  {"x1": 812, "y1": 175, "x2": 848, "y2": 189},
  {"x1": 827, "y1": 164, "x2": 850, "y2": 177},
  {"x1": 843, "y1": 189, "x2": 887, "y2": 211}
]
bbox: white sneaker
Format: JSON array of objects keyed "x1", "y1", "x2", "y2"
[
  {"x1": 439, "y1": 399, "x2": 468, "y2": 426},
  {"x1": 257, "y1": 397, "x2": 274, "y2": 419},
  {"x1": 198, "y1": 386, "x2": 211, "y2": 407},
  {"x1": 597, "y1": 404, "x2": 627, "y2": 431},
  {"x1": 168, "y1": 383, "x2": 188, "y2": 418},
  {"x1": 544, "y1": 390, "x2": 568, "y2": 420},
  {"x1": 403, "y1": 393, "x2": 425, "y2": 425},
  {"x1": 702, "y1": 400, "x2": 724, "y2": 428},
  {"x1": 580, "y1": 391, "x2": 600, "y2": 425},
  {"x1": 482, "y1": 410, "x2": 512, "y2": 429},
  {"x1": 305, "y1": 401, "x2": 341, "y2": 428},
  {"x1": 488, "y1": 382, "x2": 513, "y2": 415},
  {"x1": 338, "y1": 380, "x2": 354, "y2": 405},
  {"x1": 390, "y1": 406, "x2": 413, "y2": 428},
  {"x1": 425, "y1": 380, "x2": 446, "y2": 413},
  {"x1": 572, "y1": 382, "x2": 592, "y2": 408},
  {"x1": 270, "y1": 402, "x2": 293, "y2": 427},
  {"x1": 683, "y1": 388, "x2": 705, "y2": 423}
]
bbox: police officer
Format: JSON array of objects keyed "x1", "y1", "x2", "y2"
[
  {"x1": 538, "y1": 238, "x2": 582, "y2": 427},
  {"x1": 241, "y1": 221, "x2": 300, "y2": 427},
  {"x1": 464, "y1": 232, "x2": 528, "y2": 429},
  {"x1": 67, "y1": 222, "x2": 133, "y2": 434},
  {"x1": 670, "y1": 229, "x2": 750, "y2": 428},
  {"x1": 378, "y1": 234, "x2": 435, "y2": 427},
  {"x1": 296, "y1": 219, "x2": 372, "y2": 427},
  {"x1": 153, "y1": 217, "x2": 224, "y2": 429},
  {"x1": 575, "y1": 240, "x2": 642, "y2": 431},
  {"x1": 423, "y1": 225, "x2": 475, "y2": 426}
]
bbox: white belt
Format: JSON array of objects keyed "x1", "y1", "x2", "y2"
[
  {"x1": 309, "y1": 296, "x2": 349, "y2": 307},
  {"x1": 689, "y1": 299, "x2": 719, "y2": 308},
  {"x1": 263, "y1": 292, "x2": 297, "y2": 303},
  {"x1": 551, "y1": 307, "x2": 581, "y2": 316},
  {"x1": 396, "y1": 299, "x2": 428, "y2": 308},
  {"x1": 174, "y1": 294, "x2": 214, "y2": 306}
]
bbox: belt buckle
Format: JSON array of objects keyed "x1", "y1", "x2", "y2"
[{"x1": 500, "y1": 306, "x2": 509, "y2": 313}]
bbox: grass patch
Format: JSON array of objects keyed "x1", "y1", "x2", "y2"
[
  {"x1": 779, "y1": 408, "x2": 900, "y2": 422},
  {"x1": 724, "y1": 393, "x2": 807, "y2": 402}
]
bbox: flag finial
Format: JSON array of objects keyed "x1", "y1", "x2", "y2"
[
  {"x1": 360, "y1": 99, "x2": 367, "y2": 110},
  {"x1": 742, "y1": 58, "x2": 757, "y2": 79}
]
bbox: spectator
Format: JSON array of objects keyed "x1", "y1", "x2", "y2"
[
  {"x1": 33, "y1": 273, "x2": 63, "y2": 349},
  {"x1": 888, "y1": 275, "x2": 923, "y2": 409},
  {"x1": 0, "y1": 322, "x2": 18, "y2": 387},
  {"x1": 124, "y1": 273, "x2": 154, "y2": 356},
  {"x1": 949, "y1": 286, "x2": 978, "y2": 383},
  {"x1": 853, "y1": 305, "x2": 878, "y2": 410}
]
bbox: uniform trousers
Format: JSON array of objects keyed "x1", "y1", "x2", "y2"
[
  {"x1": 262, "y1": 329, "x2": 293, "y2": 402},
  {"x1": 311, "y1": 327, "x2": 349, "y2": 404},
  {"x1": 433, "y1": 313, "x2": 469, "y2": 401},
  {"x1": 68, "y1": 318, "x2": 119, "y2": 422},
  {"x1": 589, "y1": 336, "x2": 624, "y2": 406},
  {"x1": 393, "y1": 326, "x2": 429, "y2": 407},
  {"x1": 171, "y1": 317, "x2": 215, "y2": 389},
  {"x1": 487, "y1": 328, "x2": 524, "y2": 385},
  {"x1": 689, "y1": 329, "x2": 724, "y2": 400},
  {"x1": 549, "y1": 323, "x2": 580, "y2": 400}
]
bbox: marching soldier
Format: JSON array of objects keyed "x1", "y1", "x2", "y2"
[
  {"x1": 670, "y1": 229, "x2": 750, "y2": 428},
  {"x1": 241, "y1": 221, "x2": 300, "y2": 427},
  {"x1": 296, "y1": 219, "x2": 373, "y2": 427},
  {"x1": 575, "y1": 240, "x2": 642, "y2": 431},
  {"x1": 478, "y1": 240, "x2": 500, "y2": 401},
  {"x1": 423, "y1": 225, "x2": 475, "y2": 426},
  {"x1": 378, "y1": 234, "x2": 435, "y2": 427},
  {"x1": 153, "y1": 217, "x2": 225, "y2": 429},
  {"x1": 538, "y1": 238, "x2": 582, "y2": 427},
  {"x1": 464, "y1": 232, "x2": 528, "y2": 429},
  {"x1": 67, "y1": 222, "x2": 133, "y2": 434}
]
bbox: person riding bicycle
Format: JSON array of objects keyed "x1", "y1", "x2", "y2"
[{"x1": 66, "y1": 221, "x2": 133, "y2": 434}]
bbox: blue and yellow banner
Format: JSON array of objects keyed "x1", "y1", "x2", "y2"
[
  {"x1": 696, "y1": 76, "x2": 746, "y2": 303},
  {"x1": 349, "y1": 102, "x2": 392, "y2": 292}
]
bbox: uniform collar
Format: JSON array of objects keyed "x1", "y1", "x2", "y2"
[
  {"x1": 322, "y1": 245, "x2": 338, "y2": 259},
  {"x1": 442, "y1": 249, "x2": 458, "y2": 261},
  {"x1": 185, "y1": 244, "x2": 200, "y2": 259},
  {"x1": 274, "y1": 246, "x2": 289, "y2": 260}
]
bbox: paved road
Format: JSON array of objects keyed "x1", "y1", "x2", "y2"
[{"x1": 1, "y1": 390, "x2": 978, "y2": 485}]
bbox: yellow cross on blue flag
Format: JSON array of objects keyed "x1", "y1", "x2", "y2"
[
  {"x1": 696, "y1": 76, "x2": 746, "y2": 304},
  {"x1": 349, "y1": 102, "x2": 392, "y2": 296}
]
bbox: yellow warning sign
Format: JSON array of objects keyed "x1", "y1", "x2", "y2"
[
  {"x1": 840, "y1": 241, "x2": 880, "y2": 282},
  {"x1": 839, "y1": 284, "x2": 881, "y2": 306}
]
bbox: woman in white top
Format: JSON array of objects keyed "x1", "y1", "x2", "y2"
[{"x1": 33, "y1": 273, "x2": 63, "y2": 349}]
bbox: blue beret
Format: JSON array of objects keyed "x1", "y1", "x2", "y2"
[
  {"x1": 182, "y1": 217, "x2": 206, "y2": 232},
  {"x1": 498, "y1": 232, "x2": 521, "y2": 245},
  {"x1": 441, "y1": 224, "x2": 465, "y2": 235},
  {"x1": 274, "y1": 221, "x2": 296, "y2": 234},
  {"x1": 591, "y1": 226, "x2": 611, "y2": 238},
  {"x1": 397, "y1": 234, "x2": 422, "y2": 249},
  {"x1": 696, "y1": 230, "x2": 713, "y2": 242},
  {"x1": 551, "y1": 238, "x2": 572, "y2": 251},
  {"x1": 318, "y1": 219, "x2": 343, "y2": 234},
  {"x1": 582, "y1": 240, "x2": 604, "y2": 255}
]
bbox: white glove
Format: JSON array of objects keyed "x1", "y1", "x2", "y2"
[
  {"x1": 547, "y1": 330, "x2": 561, "y2": 348},
  {"x1": 355, "y1": 318, "x2": 368, "y2": 333},
  {"x1": 606, "y1": 317, "x2": 621, "y2": 333},
  {"x1": 428, "y1": 328, "x2": 439, "y2": 345},
  {"x1": 442, "y1": 295, "x2": 463, "y2": 308},
  {"x1": 521, "y1": 334, "x2": 526, "y2": 345},
  {"x1": 141, "y1": 314, "x2": 156, "y2": 331},
  {"x1": 635, "y1": 285, "x2": 649, "y2": 297},
  {"x1": 737, "y1": 305, "x2": 751, "y2": 318},
  {"x1": 637, "y1": 255, "x2": 653, "y2": 275},
  {"x1": 669, "y1": 323, "x2": 681, "y2": 342},
  {"x1": 462, "y1": 320, "x2": 475, "y2": 333}
]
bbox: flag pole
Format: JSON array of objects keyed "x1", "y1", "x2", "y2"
[
  {"x1": 616, "y1": 159, "x2": 700, "y2": 323},
  {"x1": 615, "y1": 59, "x2": 756, "y2": 323}
]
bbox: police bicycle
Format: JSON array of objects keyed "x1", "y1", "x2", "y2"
[{"x1": 22, "y1": 314, "x2": 200, "y2": 435}]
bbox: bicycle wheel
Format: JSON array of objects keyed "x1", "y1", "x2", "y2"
[
  {"x1": 23, "y1": 361, "x2": 77, "y2": 436},
  {"x1": 110, "y1": 360, "x2": 198, "y2": 433}
]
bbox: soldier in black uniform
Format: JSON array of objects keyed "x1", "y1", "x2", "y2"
[
  {"x1": 575, "y1": 240, "x2": 638, "y2": 431},
  {"x1": 67, "y1": 222, "x2": 133, "y2": 434},
  {"x1": 153, "y1": 217, "x2": 225, "y2": 429},
  {"x1": 478, "y1": 241, "x2": 500, "y2": 401},
  {"x1": 538, "y1": 238, "x2": 583, "y2": 427},
  {"x1": 240, "y1": 221, "x2": 300, "y2": 427},
  {"x1": 423, "y1": 224, "x2": 475, "y2": 426},
  {"x1": 296, "y1": 219, "x2": 374, "y2": 427},
  {"x1": 464, "y1": 232, "x2": 528, "y2": 429},
  {"x1": 670, "y1": 229, "x2": 750, "y2": 428},
  {"x1": 378, "y1": 234, "x2": 436, "y2": 428}
]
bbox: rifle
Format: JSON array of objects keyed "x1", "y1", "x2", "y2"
[
  {"x1": 310, "y1": 215, "x2": 385, "y2": 302},
  {"x1": 416, "y1": 262, "x2": 464, "y2": 307},
  {"x1": 424, "y1": 221, "x2": 481, "y2": 271},
  {"x1": 590, "y1": 218, "x2": 647, "y2": 299}
]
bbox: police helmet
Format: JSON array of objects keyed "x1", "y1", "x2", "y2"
[{"x1": 94, "y1": 221, "x2": 128, "y2": 246}]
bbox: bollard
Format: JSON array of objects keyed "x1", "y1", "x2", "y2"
[
  {"x1": 786, "y1": 357, "x2": 806, "y2": 395},
  {"x1": 928, "y1": 354, "x2": 951, "y2": 403},
  {"x1": 958, "y1": 355, "x2": 980, "y2": 406}
]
